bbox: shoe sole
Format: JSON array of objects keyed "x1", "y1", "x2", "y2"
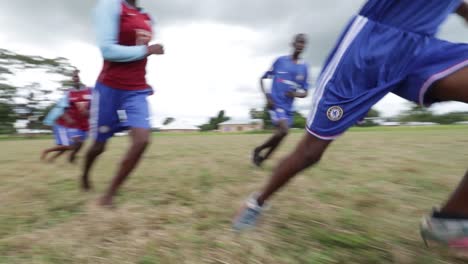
[{"x1": 421, "y1": 217, "x2": 468, "y2": 258}]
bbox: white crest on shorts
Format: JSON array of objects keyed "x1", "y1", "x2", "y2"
[
  {"x1": 296, "y1": 75, "x2": 304, "y2": 81},
  {"x1": 327, "y1": 106, "x2": 344, "y2": 121},
  {"x1": 117, "y1": 110, "x2": 128, "y2": 122},
  {"x1": 99, "y1": 126, "x2": 110, "y2": 134}
]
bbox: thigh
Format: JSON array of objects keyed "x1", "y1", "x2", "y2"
[
  {"x1": 121, "y1": 90, "x2": 152, "y2": 130},
  {"x1": 90, "y1": 83, "x2": 120, "y2": 142},
  {"x1": 269, "y1": 108, "x2": 290, "y2": 127},
  {"x1": 307, "y1": 79, "x2": 393, "y2": 140},
  {"x1": 396, "y1": 38, "x2": 468, "y2": 105},
  {"x1": 68, "y1": 129, "x2": 88, "y2": 143},
  {"x1": 429, "y1": 67, "x2": 468, "y2": 103},
  {"x1": 54, "y1": 125, "x2": 71, "y2": 146}
]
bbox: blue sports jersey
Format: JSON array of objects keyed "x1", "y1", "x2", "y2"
[
  {"x1": 264, "y1": 56, "x2": 309, "y2": 112},
  {"x1": 359, "y1": 0, "x2": 462, "y2": 36}
]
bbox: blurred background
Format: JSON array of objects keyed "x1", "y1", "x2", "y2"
[{"x1": 1, "y1": 0, "x2": 468, "y2": 136}]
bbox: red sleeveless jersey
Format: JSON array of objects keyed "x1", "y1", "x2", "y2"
[
  {"x1": 98, "y1": 3, "x2": 153, "y2": 90},
  {"x1": 56, "y1": 88, "x2": 92, "y2": 131}
]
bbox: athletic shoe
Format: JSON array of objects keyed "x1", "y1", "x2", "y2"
[
  {"x1": 420, "y1": 214, "x2": 468, "y2": 248},
  {"x1": 233, "y1": 193, "x2": 267, "y2": 231}
]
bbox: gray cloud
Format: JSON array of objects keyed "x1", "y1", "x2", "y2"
[
  {"x1": 2, "y1": 0, "x2": 467, "y2": 65},
  {"x1": 0, "y1": 0, "x2": 368, "y2": 65}
]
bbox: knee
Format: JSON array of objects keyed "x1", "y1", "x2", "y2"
[
  {"x1": 277, "y1": 128, "x2": 289, "y2": 138},
  {"x1": 300, "y1": 148, "x2": 323, "y2": 168},
  {"x1": 133, "y1": 136, "x2": 150, "y2": 150},
  {"x1": 90, "y1": 144, "x2": 106, "y2": 156},
  {"x1": 73, "y1": 142, "x2": 83, "y2": 149}
]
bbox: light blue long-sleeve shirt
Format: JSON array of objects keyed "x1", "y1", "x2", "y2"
[
  {"x1": 94, "y1": 0, "x2": 152, "y2": 62},
  {"x1": 43, "y1": 95, "x2": 69, "y2": 126}
]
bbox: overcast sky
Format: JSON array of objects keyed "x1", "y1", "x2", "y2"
[{"x1": 1, "y1": 0, "x2": 468, "y2": 126}]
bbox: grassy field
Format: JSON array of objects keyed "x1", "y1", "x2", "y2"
[{"x1": 1, "y1": 126, "x2": 468, "y2": 263}]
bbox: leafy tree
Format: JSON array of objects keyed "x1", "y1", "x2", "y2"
[
  {"x1": 0, "y1": 102, "x2": 15, "y2": 134},
  {"x1": 366, "y1": 108, "x2": 380, "y2": 118},
  {"x1": 199, "y1": 110, "x2": 230, "y2": 131},
  {"x1": 398, "y1": 105, "x2": 436, "y2": 123},
  {"x1": 0, "y1": 48, "x2": 76, "y2": 134},
  {"x1": 292, "y1": 111, "x2": 307, "y2": 129},
  {"x1": 163, "y1": 117, "x2": 175, "y2": 126},
  {"x1": 398, "y1": 104, "x2": 468, "y2": 124},
  {"x1": 356, "y1": 108, "x2": 381, "y2": 127}
]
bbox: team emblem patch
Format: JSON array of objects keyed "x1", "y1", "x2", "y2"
[
  {"x1": 99, "y1": 126, "x2": 110, "y2": 134},
  {"x1": 327, "y1": 106, "x2": 344, "y2": 121}
]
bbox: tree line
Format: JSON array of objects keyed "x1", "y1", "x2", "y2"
[
  {"x1": 0, "y1": 48, "x2": 75, "y2": 134},
  {"x1": 1, "y1": 48, "x2": 468, "y2": 135}
]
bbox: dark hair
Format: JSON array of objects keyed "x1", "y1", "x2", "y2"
[{"x1": 294, "y1": 33, "x2": 307, "y2": 41}]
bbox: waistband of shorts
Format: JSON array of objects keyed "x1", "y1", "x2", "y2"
[{"x1": 355, "y1": 14, "x2": 432, "y2": 37}]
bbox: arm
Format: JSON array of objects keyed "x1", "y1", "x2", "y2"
[
  {"x1": 292, "y1": 90, "x2": 308, "y2": 98},
  {"x1": 94, "y1": 0, "x2": 149, "y2": 62},
  {"x1": 261, "y1": 62, "x2": 277, "y2": 109},
  {"x1": 295, "y1": 67, "x2": 309, "y2": 98},
  {"x1": 43, "y1": 95, "x2": 69, "y2": 126},
  {"x1": 57, "y1": 94, "x2": 75, "y2": 125},
  {"x1": 286, "y1": 65, "x2": 309, "y2": 98},
  {"x1": 456, "y1": 1, "x2": 468, "y2": 22}
]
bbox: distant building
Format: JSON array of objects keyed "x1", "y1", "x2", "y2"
[
  {"x1": 159, "y1": 121, "x2": 201, "y2": 133},
  {"x1": 218, "y1": 119, "x2": 263, "y2": 133},
  {"x1": 403, "y1": 122, "x2": 439, "y2": 126},
  {"x1": 380, "y1": 122, "x2": 401, "y2": 126}
]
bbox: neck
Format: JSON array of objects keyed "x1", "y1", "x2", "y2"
[
  {"x1": 126, "y1": 0, "x2": 137, "y2": 7},
  {"x1": 292, "y1": 52, "x2": 301, "y2": 61}
]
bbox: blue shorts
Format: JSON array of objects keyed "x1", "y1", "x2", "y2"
[
  {"x1": 90, "y1": 82, "x2": 152, "y2": 142},
  {"x1": 53, "y1": 125, "x2": 88, "y2": 146},
  {"x1": 53, "y1": 125, "x2": 72, "y2": 146},
  {"x1": 67, "y1": 128, "x2": 88, "y2": 142},
  {"x1": 307, "y1": 15, "x2": 468, "y2": 140},
  {"x1": 269, "y1": 108, "x2": 293, "y2": 127}
]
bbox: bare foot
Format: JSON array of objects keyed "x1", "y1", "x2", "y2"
[
  {"x1": 81, "y1": 176, "x2": 93, "y2": 192},
  {"x1": 98, "y1": 195, "x2": 114, "y2": 208},
  {"x1": 252, "y1": 149, "x2": 263, "y2": 167},
  {"x1": 69, "y1": 154, "x2": 77, "y2": 164},
  {"x1": 40, "y1": 151, "x2": 47, "y2": 161}
]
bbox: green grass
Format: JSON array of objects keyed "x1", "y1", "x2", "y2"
[{"x1": 0, "y1": 126, "x2": 468, "y2": 263}]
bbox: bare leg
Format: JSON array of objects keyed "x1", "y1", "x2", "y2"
[
  {"x1": 99, "y1": 128, "x2": 150, "y2": 207},
  {"x1": 81, "y1": 141, "x2": 107, "y2": 191},
  {"x1": 426, "y1": 67, "x2": 468, "y2": 217},
  {"x1": 257, "y1": 133, "x2": 332, "y2": 206},
  {"x1": 48, "y1": 149, "x2": 68, "y2": 162},
  {"x1": 69, "y1": 141, "x2": 84, "y2": 164},
  {"x1": 41, "y1": 145, "x2": 70, "y2": 161},
  {"x1": 253, "y1": 120, "x2": 289, "y2": 166}
]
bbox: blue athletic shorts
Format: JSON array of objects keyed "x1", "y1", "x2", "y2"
[
  {"x1": 67, "y1": 128, "x2": 88, "y2": 142},
  {"x1": 307, "y1": 15, "x2": 468, "y2": 140},
  {"x1": 90, "y1": 82, "x2": 152, "y2": 142},
  {"x1": 269, "y1": 108, "x2": 293, "y2": 127},
  {"x1": 53, "y1": 124, "x2": 72, "y2": 146}
]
